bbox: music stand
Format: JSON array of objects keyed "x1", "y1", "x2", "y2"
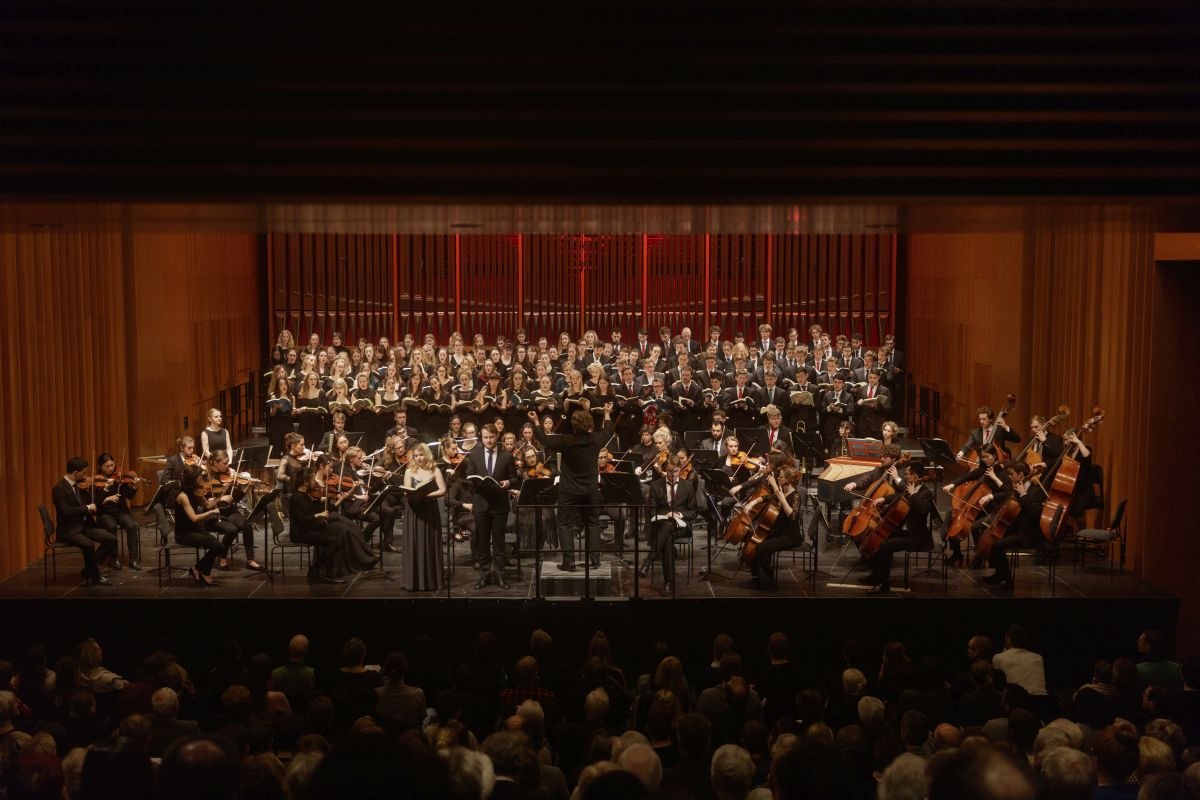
[
  {"x1": 682, "y1": 430, "x2": 712, "y2": 450},
  {"x1": 688, "y1": 450, "x2": 720, "y2": 471},
  {"x1": 792, "y1": 434, "x2": 835, "y2": 582},
  {"x1": 735, "y1": 428, "x2": 770, "y2": 455},
  {"x1": 601, "y1": 472, "x2": 644, "y2": 576},
  {"x1": 244, "y1": 489, "x2": 281, "y2": 578},
  {"x1": 921, "y1": 438, "x2": 956, "y2": 466},
  {"x1": 147, "y1": 479, "x2": 179, "y2": 512},
  {"x1": 233, "y1": 444, "x2": 272, "y2": 471},
  {"x1": 607, "y1": 452, "x2": 636, "y2": 474},
  {"x1": 516, "y1": 477, "x2": 557, "y2": 590}
]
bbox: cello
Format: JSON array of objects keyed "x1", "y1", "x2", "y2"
[
  {"x1": 842, "y1": 452, "x2": 911, "y2": 542},
  {"x1": 726, "y1": 464, "x2": 802, "y2": 567},
  {"x1": 945, "y1": 444, "x2": 1003, "y2": 542},
  {"x1": 1038, "y1": 407, "x2": 1104, "y2": 542}
]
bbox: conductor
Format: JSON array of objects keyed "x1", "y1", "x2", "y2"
[{"x1": 530, "y1": 403, "x2": 614, "y2": 572}]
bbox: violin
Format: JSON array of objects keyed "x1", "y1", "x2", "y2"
[
  {"x1": 526, "y1": 462, "x2": 552, "y2": 479},
  {"x1": 184, "y1": 454, "x2": 202, "y2": 467},
  {"x1": 443, "y1": 452, "x2": 465, "y2": 467},
  {"x1": 728, "y1": 451, "x2": 763, "y2": 472},
  {"x1": 677, "y1": 455, "x2": 696, "y2": 480},
  {"x1": 1038, "y1": 407, "x2": 1104, "y2": 542}
]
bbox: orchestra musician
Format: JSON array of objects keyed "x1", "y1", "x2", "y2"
[
  {"x1": 744, "y1": 451, "x2": 803, "y2": 591},
  {"x1": 978, "y1": 460, "x2": 1046, "y2": 589},
  {"x1": 465, "y1": 424, "x2": 520, "y2": 588},
  {"x1": 286, "y1": 461, "x2": 347, "y2": 585},
  {"x1": 274, "y1": 432, "x2": 308, "y2": 501},
  {"x1": 641, "y1": 456, "x2": 698, "y2": 597},
  {"x1": 843, "y1": 443, "x2": 905, "y2": 498},
  {"x1": 52, "y1": 457, "x2": 118, "y2": 586},
  {"x1": 336, "y1": 446, "x2": 380, "y2": 546},
  {"x1": 375, "y1": 435, "x2": 412, "y2": 554},
  {"x1": 530, "y1": 404, "x2": 614, "y2": 572},
  {"x1": 174, "y1": 464, "x2": 228, "y2": 587},
  {"x1": 699, "y1": 418, "x2": 726, "y2": 452},
  {"x1": 163, "y1": 436, "x2": 200, "y2": 484},
  {"x1": 1024, "y1": 414, "x2": 1064, "y2": 470},
  {"x1": 94, "y1": 453, "x2": 142, "y2": 571},
  {"x1": 513, "y1": 445, "x2": 559, "y2": 555},
  {"x1": 319, "y1": 411, "x2": 353, "y2": 455},
  {"x1": 199, "y1": 408, "x2": 233, "y2": 462},
  {"x1": 955, "y1": 405, "x2": 1020, "y2": 462},
  {"x1": 204, "y1": 449, "x2": 262, "y2": 572},
  {"x1": 942, "y1": 444, "x2": 1009, "y2": 566},
  {"x1": 857, "y1": 462, "x2": 934, "y2": 593}
]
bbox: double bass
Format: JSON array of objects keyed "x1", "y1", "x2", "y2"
[
  {"x1": 1016, "y1": 406, "x2": 1069, "y2": 470},
  {"x1": 1039, "y1": 407, "x2": 1104, "y2": 542},
  {"x1": 842, "y1": 453, "x2": 912, "y2": 557},
  {"x1": 960, "y1": 394, "x2": 1016, "y2": 467}
]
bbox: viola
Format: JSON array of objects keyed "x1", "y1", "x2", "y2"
[
  {"x1": 842, "y1": 453, "x2": 912, "y2": 541},
  {"x1": 1039, "y1": 407, "x2": 1104, "y2": 542}
]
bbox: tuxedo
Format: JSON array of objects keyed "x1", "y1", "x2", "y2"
[
  {"x1": 52, "y1": 477, "x2": 116, "y2": 581},
  {"x1": 957, "y1": 425, "x2": 1021, "y2": 459},
  {"x1": 163, "y1": 453, "x2": 188, "y2": 484},
  {"x1": 648, "y1": 477, "x2": 697, "y2": 584},
  {"x1": 466, "y1": 445, "x2": 521, "y2": 577}
]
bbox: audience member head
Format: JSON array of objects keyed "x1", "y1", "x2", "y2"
[
  {"x1": 900, "y1": 710, "x2": 931, "y2": 752},
  {"x1": 1005, "y1": 624, "x2": 1031, "y2": 651},
  {"x1": 1138, "y1": 735, "x2": 1177, "y2": 780},
  {"x1": 767, "y1": 632, "x2": 790, "y2": 661},
  {"x1": 1136, "y1": 772, "x2": 1200, "y2": 800},
  {"x1": 306, "y1": 732, "x2": 450, "y2": 800},
  {"x1": 233, "y1": 754, "x2": 286, "y2": 800},
  {"x1": 929, "y1": 746, "x2": 1036, "y2": 800},
  {"x1": 615, "y1": 743, "x2": 662, "y2": 792},
  {"x1": 1038, "y1": 746, "x2": 1096, "y2": 800},
  {"x1": 284, "y1": 751, "x2": 324, "y2": 799},
  {"x1": 710, "y1": 744, "x2": 754, "y2": 800},
  {"x1": 81, "y1": 736, "x2": 155, "y2": 800},
  {"x1": 481, "y1": 731, "x2": 527, "y2": 781},
  {"x1": 857, "y1": 695, "x2": 885, "y2": 733},
  {"x1": 151, "y1": 687, "x2": 180, "y2": 719},
  {"x1": 341, "y1": 637, "x2": 367, "y2": 669},
  {"x1": 675, "y1": 712, "x2": 712, "y2": 760},
  {"x1": 582, "y1": 768, "x2": 646, "y2": 800},
  {"x1": 1046, "y1": 718, "x2": 1085, "y2": 751},
  {"x1": 842, "y1": 668, "x2": 867, "y2": 697},
  {"x1": 6, "y1": 751, "x2": 65, "y2": 800},
  {"x1": 61, "y1": 748, "x2": 87, "y2": 800},
  {"x1": 932, "y1": 723, "x2": 962, "y2": 752},
  {"x1": 711, "y1": 634, "x2": 735, "y2": 663},
  {"x1": 1093, "y1": 721, "x2": 1141, "y2": 785},
  {"x1": 158, "y1": 733, "x2": 241, "y2": 800},
  {"x1": 442, "y1": 746, "x2": 495, "y2": 800},
  {"x1": 878, "y1": 752, "x2": 928, "y2": 800},
  {"x1": 288, "y1": 635, "x2": 310, "y2": 663},
  {"x1": 1034, "y1": 727, "x2": 1073, "y2": 762},
  {"x1": 770, "y1": 738, "x2": 851, "y2": 800},
  {"x1": 1008, "y1": 708, "x2": 1040, "y2": 754},
  {"x1": 795, "y1": 688, "x2": 826, "y2": 724}
]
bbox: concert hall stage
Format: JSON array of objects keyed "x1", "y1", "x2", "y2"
[{"x1": 1, "y1": 525, "x2": 1178, "y2": 691}]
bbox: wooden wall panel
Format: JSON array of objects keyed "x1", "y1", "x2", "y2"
[
  {"x1": 645, "y1": 235, "x2": 707, "y2": 336},
  {"x1": 395, "y1": 234, "x2": 455, "y2": 341},
  {"x1": 128, "y1": 233, "x2": 260, "y2": 462},
  {"x1": 582, "y1": 235, "x2": 640, "y2": 341},
  {"x1": 0, "y1": 229, "x2": 259, "y2": 582}
]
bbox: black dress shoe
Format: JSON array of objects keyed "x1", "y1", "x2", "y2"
[
  {"x1": 128, "y1": 561, "x2": 142, "y2": 571},
  {"x1": 110, "y1": 559, "x2": 123, "y2": 571},
  {"x1": 866, "y1": 583, "x2": 891, "y2": 594},
  {"x1": 384, "y1": 544, "x2": 402, "y2": 553},
  {"x1": 321, "y1": 573, "x2": 346, "y2": 584},
  {"x1": 638, "y1": 561, "x2": 651, "y2": 578},
  {"x1": 474, "y1": 576, "x2": 489, "y2": 589},
  {"x1": 496, "y1": 576, "x2": 511, "y2": 589},
  {"x1": 589, "y1": 556, "x2": 601, "y2": 568},
  {"x1": 558, "y1": 561, "x2": 577, "y2": 572},
  {"x1": 660, "y1": 582, "x2": 673, "y2": 597},
  {"x1": 91, "y1": 575, "x2": 112, "y2": 587}
]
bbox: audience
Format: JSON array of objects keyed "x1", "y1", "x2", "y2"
[{"x1": 0, "y1": 624, "x2": 1197, "y2": 800}]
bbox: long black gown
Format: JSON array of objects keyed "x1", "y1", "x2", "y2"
[{"x1": 399, "y1": 470, "x2": 444, "y2": 591}]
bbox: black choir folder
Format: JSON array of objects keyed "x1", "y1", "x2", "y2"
[{"x1": 395, "y1": 479, "x2": 439, "y2": 501}]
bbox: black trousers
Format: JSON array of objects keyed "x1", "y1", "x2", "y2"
[
  {"x1": 988, "y1": 533, "x2": 1028, "y2": 581},
  {"x1": 211, "y1": 510, "x2": 253, "y2": 561},
  {"x1": 557, "y1": 488, "x2": 601, "y2": 564},
  {"x1": 379, "y1": 493, "x2": 402, "y2": 548},
  {"x1": 651, "y1": 519, "x2": 691, "y2": 579},
  {"x1": 97, "y1": 509, "x2": 139, "y2": 561},
  {"x1": 752, "y1": 530, "x2": 805, "y2": 583},
  {"x1": 174, "y1": 528, "x2": 227, "y2": 575},
  {"x1": 866, "y1": 534, "x2": 918, "y2": 585},
  {"x1": 289, "y1": 526, "x2": 341, "y2": 575},
  {"x1": 474, "y1": 507, "x2": 508, "y2": 575},
  {"x1": 62, "y1": 526, "x2": 117, "y2": 580}
]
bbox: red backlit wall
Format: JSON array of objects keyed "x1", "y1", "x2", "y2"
[{"x1": 269, "y1": 233, "x2": 895, "y2": 346}]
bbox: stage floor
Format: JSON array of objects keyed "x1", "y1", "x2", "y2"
[{"x1": 1, "y1": 514, "x2": 1173, "y2": 604}]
